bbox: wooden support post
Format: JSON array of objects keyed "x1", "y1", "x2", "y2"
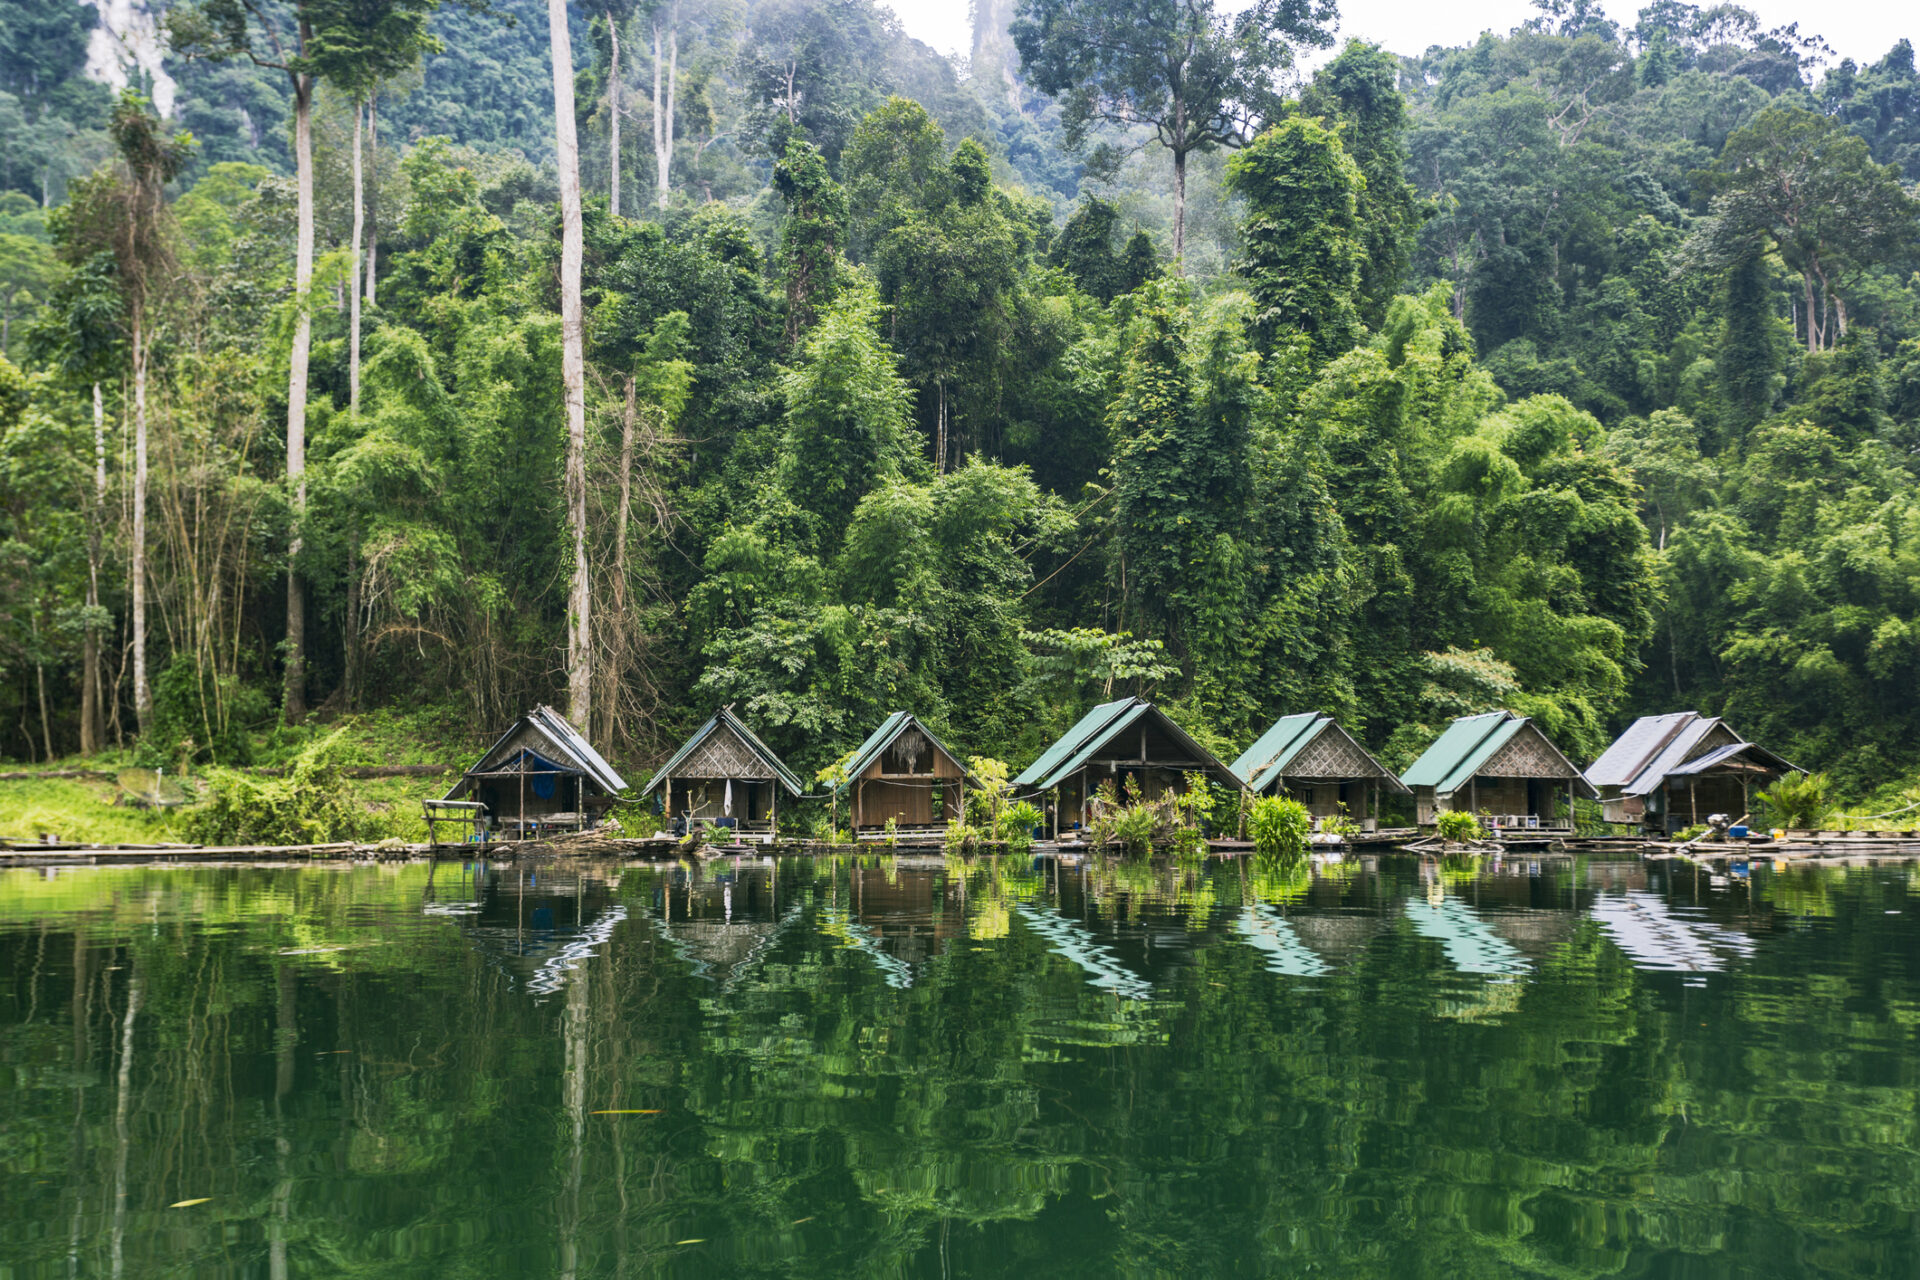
[
  {"x1": 1690, "y1": 777, "x2": 1698, "y2": 828},
  {"x1": 770, "y1": 783, "x2": 778, "y2": 840}
]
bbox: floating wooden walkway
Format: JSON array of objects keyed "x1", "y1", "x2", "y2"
[{"x1": 6, "y1": 830, "x2": 1920, "y2": 869}]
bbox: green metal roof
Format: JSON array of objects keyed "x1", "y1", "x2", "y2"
[
  {"x1": 1401, "y1": 710, "x2": 1596, "y2": 798},
  {"x1": 1015, "y1": 697, "x2": 1241, "y2": 793},
  {"x1": 1233, "y1": 714, "x2": 1414, "y2": 796},
  {"x1": 1400, "y1": 712, "x2": 1513, "y2": 791},
  {"x1": 1438, "y1": 716, "x2": 1528, "y2": 795},
  {"x1": 1230, "y1": 713, "x2": 1322, "y2": 791},
  {"x1": 640, "y1": 705, "x2": 807, "y2": 797},
  {"x1": 831, "y1": 711, "x2": 972, "y2": 797},
  {"x1": 1049, "y1": 700, "x2": 1154, "y2": 790},
  {"x1": 1012, "y1": 698, "x2": 1137, "y2": 788}
]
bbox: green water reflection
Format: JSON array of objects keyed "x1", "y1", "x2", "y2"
[{"x1": 2, "y1": 853, "x2": 1918, "y2": 1278}]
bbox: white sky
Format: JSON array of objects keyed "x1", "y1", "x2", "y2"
[{"x1": 884, "y1": 0, "x2": 1915, "y2": 69}]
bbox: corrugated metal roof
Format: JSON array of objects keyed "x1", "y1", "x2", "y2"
[
  {"x1": 1586, "y1": 712, "x2": 1696, "y2": 788},
  {"x1": 1401, "y1": 712, "x2": 1510, "y2": 789},
  {"x1": 1664, "y1": 740, "x2": 1798, "y2": 778},
  {"x1": 1016, "y1": 698, "x2": 1242, "y2": 793},
  {"x1": 444, "y1": 704, "x2": 628, "y2": 800},
  {"x1": 1230, "y1": 713, "x2": 1322, "y2": 788},
  {"x1": 1232, "y1": 713, "x2": 1412, "y2": 796},
  {"x1": 1438, "y1": 716, "x2": 1529, "y2": 795},
  {"x1": 530, "y1": 705, "x2": 629, "y2": 793},
  {"x1": 1012, "y1": 698, "x2": 1137, "y2": 788},
  {"x1": 1622, "y1": 716, "x2": 1719, "y2": 796},
  {"x1": 640, "y1": 706, "x2": 806, "y2": 797},
  {"x1": 1046, "y1": 701, "x2": 1154, "y2": 791},
  {"x1": 831, "y1": 712, "x2": 971, "y2": 796}
]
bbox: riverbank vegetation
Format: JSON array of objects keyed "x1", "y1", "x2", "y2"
[{"x1": 1, "y1": 0, "x2": 1917, "y2": 821}]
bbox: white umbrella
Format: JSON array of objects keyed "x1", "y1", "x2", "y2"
[{"x1": 723, "y1": 779, "x2": 734, "y2": 817}]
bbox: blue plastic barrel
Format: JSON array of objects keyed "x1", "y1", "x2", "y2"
[{"x1": 1729, "y1": 825, "x2": 1749, "y2": 839}]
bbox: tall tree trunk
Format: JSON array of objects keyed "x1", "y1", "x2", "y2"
[
  {"x1": 131, "y1": 308, "x2": 151, "y2": 736},
  {"x1": 608, "y1": 15, "x2": 621, "y2": 217},
  {"x1": 364, "y1": 98, "x2": 378, "y2": 306},
  {"x1": 349, "y1": 99, "x2": 364, "y2": 413},
  {"x1": 598, "y1": 377, "x2": 637, "y2": 746},
  {"x1": 343, "y1": 543, "x2": 362, "y2": 710},
  {"x1": 81, "y1": 381, "x2": 105, "y2": 754},
  {"x1": 652, "y1": 11, "x2": 677, "y2": 209},
  {"x1": 1802, "y1": 270, "x2": 1819, "y2": 354},
  {"x1": 36, "y1": 654, "x2": 54, "y2": 761},
  {"x1": 550, "y1": 0, "x2": 592, "y2": 733},
  {"x1": 284, "y1": 70, "x2": 315, "y2": 725},
  {"x1": 1171, "y1": 147, "x2": 1187, "y2": 263},
  {"x1": 936, "y1": 380, "x2": 947, "y2": 475}
]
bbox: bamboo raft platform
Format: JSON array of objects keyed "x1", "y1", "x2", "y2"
[{"x1": 1646, "y1": 831, "x2": 1920, "y2": 869}]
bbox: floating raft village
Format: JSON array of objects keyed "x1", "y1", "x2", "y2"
[{"x1": 9, "y1": 700, "x2": 1920, "y2": 868}]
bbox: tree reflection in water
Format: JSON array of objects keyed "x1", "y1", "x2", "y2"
[{"x1": 1, "y1": 854, "x2": 1917, "y2": 1278}]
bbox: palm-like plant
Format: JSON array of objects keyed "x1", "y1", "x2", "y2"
[{"x1": 1755, "y1": 771, "x2": 1829, "y2": 830}]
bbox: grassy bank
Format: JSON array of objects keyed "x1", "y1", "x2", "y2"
[{"x1": 0, "y1": 706, "x2": 472, "y2": 845}]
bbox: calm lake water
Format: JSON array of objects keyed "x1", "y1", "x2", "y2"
[{"x1": 1, "y1": 853, "x2": 1916, "y2": 1278}]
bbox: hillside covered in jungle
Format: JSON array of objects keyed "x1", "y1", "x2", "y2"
[{"x1": 1, "y1": 0, "x2": 1918, "y2": 824}]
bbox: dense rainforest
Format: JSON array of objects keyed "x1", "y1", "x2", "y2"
[{"x1": 1, "y1": 0, "x2": 1917, "y2": 807}]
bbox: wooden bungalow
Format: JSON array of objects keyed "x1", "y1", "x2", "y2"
[
  {"x1": 1585, "y1": 712, "x2": 1798, "y2": 833},
  {"x1": 1230, "y1": 712, "x2": 1410, "y2": 828},
  {"x1": 1400, "y1": 711, "x2": 1597, "y2": 831},
  {"x1": 835, "y1": 712, "x2": 972, "y2": 833},
  {"x1": 640, "y1": 705, "x2": 805, "y2": 839},
  {"x1": 432, "y1": 704, "x2": 627, "y2": 842},
  {"x1": 1013, "y1": 697, "x2": 1241, "y2": 838}
]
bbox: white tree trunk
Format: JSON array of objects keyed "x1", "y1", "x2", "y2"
[
  {"x1": 550, "y1": 0, "x2": 593, "y2": 733},
  {"x1": 364, "y1": 98, "x2": 378, "y2": 305},
  {"x1": 349, "y1": 99, "x2": 364, "y2": 412},
  {"x1": 131, "y1": 311, "x2": 151, "y2": 735},
  {"x1": 82, "y1": 381, "x2": 105, "y2": 754},
  {"x1": 285, "y1": 74, "x2": 314, "y2": 724},
  {"x1": 609, "y1": 17, "x2": 620, "y2": 217},
  {"x1": 652, "y1": 12, "x2": 677, "y2": 209}
]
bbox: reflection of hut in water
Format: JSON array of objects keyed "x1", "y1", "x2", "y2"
[
  {"x1": 1014, "y1": 697, "x2": 1240, "y2": 837},
  {"x1": 1585, "y1": 712, "x2": 1798, "y2": 834},
  {"x1": 1288, "y1": 914, "x2": 1388, "y2": 969},
  {"x1": 436, "y1": 863, "x2": 628, "y2": 992},
  {"x1": 434, "y1": 705, "x2": 627, "y2": 841},
  {"x1": 1400, "y1": 711, "x2": 1596, "y2": 831},
  {"x1": 1483, "y1": 909, "x2": 1583, "y2": 964},
  {"x1": 1230, "y1": 712, "x2": 1410, "y2": 826},
  {"x1": 1588, "y1": 891, "x2": 1757, "y2": 973},
  {"x1": 641, "y1": 706, "x2": 806, "y2": 838},
  {"x1": 1402, "y1": 897, "x2": 1533, "y2": 975},
  {"x1": 836, "y1": 712, "x2": 972, "y2": 833},
  {"x1": 650, "y1": 866, "x2": 796, "y2": 985},
  {"x1": 1236, "y1": 906, "x2": 1331, "y2": 976}
]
